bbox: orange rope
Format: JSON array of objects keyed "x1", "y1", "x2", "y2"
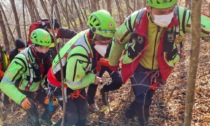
[{"x1": 70, "y1": 90, "x2": 86, "y2": 99}]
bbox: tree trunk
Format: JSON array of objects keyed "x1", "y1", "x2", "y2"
[
  {"x1": 65, "y1": 0, "x2": 70, "y2": 26},
  {"x1": 66, "y1": 0, "x2": 78, "y2": 30},
  {"x1": 183, "y1": 0, "x2": 201, "y2": 126},
  {"x1": 136, "y1": 0, "x2": 142, "y2": 10},
  {"x1": 207, "y1": 0, "x2": 210, "y2": 15},
  {"x1": 133, "y1": 0, "x2": 136, "y2": 11},
  {"x1": 40, "y1": 2, "x2": 66, "y2": 126},
  {"x1": 32, "y1": 0, "x2": 41, "y2": 20},
  {"x1": 143, "y1": 0, "x2": 146, "y2": 8},
  {"x1": 72, "y1": 0, "x2": 84, "y2": 30},
  {"x1": 59, "y1": 1, "x2": 70, "y2": 29},
  {"x1": 26, "y1": 0, "x2": 36, "y2": 22},
  {"x1": 40, "y1": 0, "x2": 49, "y2": 19},
  {"x1": 185, "y1": 0, "x2": 191, "y2": 9},
  {"x1": 101, "y1": 0, "x2": 105, "y2": 9},
  {"x1": 66, "y1": 3, "x2": 78, "y2": 31},
  {"x1": 78, "y1": 0, "x2": 87, "y2": 24},
  {"x1": 88, "y1": 0, "x2": 92, "y2": 12},
  {"x1": 90, "y1": 0, "x2": 98, "y2": 12},
  {"x1": 79, "y1": 0, "x2": 88, "y2": 22},
  {"x1": 124, "y1": 0, "x2": 133, "y2": 16},
  {"x1": 10, "y1": 0, "x2": 22, "y2": 38},
  {"x1": 54, "y1": 0, "x2": 62, "y2": 26},
  {"x1": 0, "y1": 3, "x2": 15, "y2": 44},
  {"x1": 105, "y1": 0, "x2": 112, "y2": 15},
  {"x1": 0, "y1": 10, "x2": 10, "y2": 51},
  {"x1": 115, "y1": 0, "x2": 124, "y2": 23},
  {"x1": 22, "y1": 0, "x2": 27, "y2": 42}
]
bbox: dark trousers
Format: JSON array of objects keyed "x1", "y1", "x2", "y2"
[
  {"x1": 125, "y1": 64, "x2": 157, "y2": 126},
  {"x1": 87, "y1": 66, "x2": 122, "y2": 104},
  {"x1": 22, "y1": 89, "x2": 54, "y2": 126},
  {"x1": 55, "y1": 89, "x2": 88, "y2": 126}
]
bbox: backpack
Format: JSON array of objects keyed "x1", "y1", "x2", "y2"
[
  {"x1": 27, "y1": 19, "x2": 50, "y2": 46},
  {"x1": 0, "y1": 45, "x2": 9, "y2": 72}
]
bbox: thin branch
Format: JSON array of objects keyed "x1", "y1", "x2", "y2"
[{"x1": 40, "y1": 1, "x2": 66, "y2": 126}]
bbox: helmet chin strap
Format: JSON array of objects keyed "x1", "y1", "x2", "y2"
[
  {"x1": 92, "y1": 34, "x2": 96, "y2": 41},
  {"x1": 92, "y1": 34, "x2": 97, "y2": 47},
  {"x1": 90, "y1": 31, "x2": 97, "y2": 45}
]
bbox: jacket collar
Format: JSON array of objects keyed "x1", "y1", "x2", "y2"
[{"x1": 135, "y1": 9, "x2": 179, "y2": 37}]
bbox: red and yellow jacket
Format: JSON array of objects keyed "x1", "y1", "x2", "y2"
[{"x1": 109, "y1": 6, "x2": 210, "y2": 83}]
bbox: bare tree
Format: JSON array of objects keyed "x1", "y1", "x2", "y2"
[
  {"x1": 185, "y1": 0, "x2": 191, "y2": 9},
  {"x1": 67, "y1": 2, "x2": 78, "y2": 31},
  {"x1": 78, "y1": 0, "x2": 88, "y2": 22},
  {"x1": 66, "y1": 0, "x2": 79, "y2": 30},
  {"x1": 207, "y1": 0, "x2": 210, "y2": 15},
  {"x1": 133, "y1": 0, "x2": 136, "y2": 11},
  {"x1": 32, "y1": 0, "x2": 41, "y2": 20},
  {"x1": 22, "y1": 0, "x2": 27, "y2": 42},
  {"x1": 101, "y1": 0, "x2": 106, "y2": 9},
  {"x1": 59, "y1": 1, "x2": 71, "y2": 29},
  {"x1": 105, "y1": 0, "x2": 112, "y2": 15},
  {"x1": 10, "y1": 0, "x2": 22, "y2": 38},
  {"x1": 124, "y1": 0, "x2": 133, "y2": 16},
  {"x1": 115, "y1": 0, "x2": 124, "y2": 23},
  {"x1": 26, "y1": 0, "x2": 36, "y2": 22},
  {"x1": 72, "y1": 0, "x2": 84, "y2": 29},
  {"x1": 0, "y1": 10, "x2": 10, "y2": 51},
  {"x1": 40, "y1": 1, "x2": 66, "y2": 126},
  {"x1": 77, "y1": 1, "x2": 87, "y2": 25},
  {"x1": 184, "y1": 0, "x2": 201, "y2": 126},
  {"x1": 40, "y1": 0, "x2": 49, "y2": 19},
  {"x1": 90, "y1": 0, "x2": 99, "y2": 12},
  {"x1": 54, "y1": 0, "x2": 62, "y2": 26},
  {"x1": 0, "y1": 2, "x2": 15, "y2": 43}
]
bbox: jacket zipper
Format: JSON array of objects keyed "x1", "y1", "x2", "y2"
[{"x1": 152, "y1": 26, "x2": 160, "y2": 70}]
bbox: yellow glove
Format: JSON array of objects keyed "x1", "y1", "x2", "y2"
[
  {"x1": 44, "y1": 96, "x2": 59, "y2": 106},
  {"x1": 21, "y1": 98, "x2": 31, "y2": 110},
  {"x1": 52, "y1": 96, "x2": 59, "y2": 106}
]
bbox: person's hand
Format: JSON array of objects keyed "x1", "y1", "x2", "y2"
[
  {"x1": 95, "y1": 58, "x2": 119, "y2": 72},
  {"x1": 95, "y1": 58, "x2": 110, "y2": 72},
  {"x1": 21, "y1": 98, "x2": 31, "y2": 110},
  {"x1": 94, "y1": 76, "x2": 102, "y2": 85}
]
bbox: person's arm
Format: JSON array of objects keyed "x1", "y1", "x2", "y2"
[
  {"x1": 109, "y1": 11, "x2": 139, "y2": 66},
  {"x1": 65, "y1": 46, "x2": 96, "y2": 90},
  {"x1": 95, "y1": 58, "x2": 118, "y2": 73},
  {"x1": 57, "y1": 28, "x2": 77, "y2": 39},
  {"x1": 179, "y1": 6, "x2": 210, "y2": 42},
  {"x1": 0, "y1": 54, "x2": 27, "y2": 105}
]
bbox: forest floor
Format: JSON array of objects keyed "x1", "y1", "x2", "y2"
[
  {"x1": 0, "y1": 35, "x2": 209, "y2": 126},
  {"x1": 0, "y1": 1, "x2": 210, "y2": 125}
]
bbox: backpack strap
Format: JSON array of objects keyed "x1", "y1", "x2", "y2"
[
  {"x1": 126, "y1": 8, "x2": 146, "y2": 33},
  {"x1": 20, "y1": 48, "x2": 34, "y2": 91},
  {"x1": 52, "y1": 32, "x2": 92, "y2": 75},
  {"x1": 176, "y1": 6, "x2": 188, "y2": 36},
  {"x1": 133, "y1": 8, "x2": 146, "y2": 32},
  {"x1": 126, "y1": 8, "x2": 146, "y2": 59}
]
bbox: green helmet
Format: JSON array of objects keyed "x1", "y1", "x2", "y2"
[
  {"x1": 30, "y1": 28, "x2": 52, "y2": 47},
  {"x1": 87, "y1": 10, "x2": 116, "y2": 38},
  {"x1": 146, "y1": 0, "x2": 177, "y2": 9}
]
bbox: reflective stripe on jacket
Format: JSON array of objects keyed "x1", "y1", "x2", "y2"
[
  {"x1": 109, "y1": 6, "x2": 210, "y2": 83},
  {"x1": 49, "y1": 30, "x2": 96, "y2": 90},
  {"x1": 0, "y1": 47, "x2": 46, "y2": 104}
]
